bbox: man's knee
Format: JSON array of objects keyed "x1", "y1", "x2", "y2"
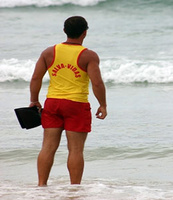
[
  {"x1": 42, "y1": 128, "x2": 63, "y2": 152},
  {"x1": 66, "y1": 131, "x2": 88, "y2": 153}
]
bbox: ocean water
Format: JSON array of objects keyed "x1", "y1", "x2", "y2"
[{"x1": 1, "y1": 0, "x2": 173, "y2": 199}]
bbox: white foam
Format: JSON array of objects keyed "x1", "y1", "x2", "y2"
[
  {"x1": 0, "y1": 58, "x2": 35, "y2": 82},
  {"x1": 101, "y1": 59, "x2": 173, "y2": 84},
  {"x1": 0, "y1": 179, "x2": 173, "y2": 200},
  {"x1": 0, "y1": 0, "x2": 105, "y2": 7},
  {"x1": 0, "y1": 58, "x2": 49, "y2": 82},
  {"x1": 1, "y1": 58, "x2": 173, "y2": 84}
]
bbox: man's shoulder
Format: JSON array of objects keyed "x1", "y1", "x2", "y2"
[
  {"x1": 40, "y1": 46, "x2": 55, "y2": 67},
  {"x1": 78, "y1": 48, "x2": 100, "y2": 69},
  {"x1": 82, "y1": 48, "x2": 99, "y2": 62},
  {"x1": 41, "y1": 46, "x2": 55, "y2": 58},
  {"x1": 43, "y1": 46, "x2": 55, "y2": 54},
  {"x1": 83, "y1": 48, "x2": 97, "y2": 55}
]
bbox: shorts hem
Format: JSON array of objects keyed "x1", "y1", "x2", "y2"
[{"x1": 65, "y1": 128, "x2": 91, "y2": 133}]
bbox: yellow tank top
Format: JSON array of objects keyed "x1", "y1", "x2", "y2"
[{"x1": 47, "y1": 43, "x2": 89, "y2": 103}]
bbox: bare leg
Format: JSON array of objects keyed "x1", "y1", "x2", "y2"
[
  {"x1": 66, "y1": 131, "x2": 88, "y2": 184},
  {"x1": 37, "y1": 128, "x2": 63, "y2": 186}
]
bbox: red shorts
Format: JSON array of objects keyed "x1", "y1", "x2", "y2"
[{"x1": 41, "y1": 98, "x2": 92, "y2": 132}]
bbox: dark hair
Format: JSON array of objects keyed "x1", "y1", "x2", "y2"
[{"x1": 64, "y1": 16, "x2": 89, "y2": 39}]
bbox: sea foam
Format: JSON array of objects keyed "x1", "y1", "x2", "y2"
[
  {"x1": 0, "y1": 0, "x2": 105, "y2": 8},
  {"x1": 0, "y1": 58, "x2": 173, "y2": 84},
  {"x1": 101, "y1": 59, "x2": 173, "y2": 84}
]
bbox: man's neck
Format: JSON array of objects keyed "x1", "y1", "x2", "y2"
[{"x1": 64, "y1": 38, "x2": 83, "y2": 45}]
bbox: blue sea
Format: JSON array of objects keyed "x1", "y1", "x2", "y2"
[{"x1": 1, "y1": 0, "x2": 173, "y2": 199}]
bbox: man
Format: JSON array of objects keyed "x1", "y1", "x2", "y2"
[{"x1": 29, "y1": 16, "x2": 107, "y2": 186}]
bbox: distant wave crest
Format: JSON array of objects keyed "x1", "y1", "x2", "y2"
[
  {"x1": 1, "y1": 0, "x2": 173, "y2": 9},
  {"x1": 1, "y1": 58, "x2": 173, "y2": 84},
  {"x1": 0, "y1": 0, "x2": 106, "y2": 8},
  {"x1": 0, "y1": 58, "x2": 37, "y2": 82},
  {"x1": 101, "y1": 59, "x2": 173, "y2": 84}
]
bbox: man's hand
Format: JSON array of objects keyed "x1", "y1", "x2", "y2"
[
  {"x1": 96, "y1": 106, "x2": 107, "y2": 119},
  {"x1": 29, "y1": 101, "x2": 42, "y2": 112}
]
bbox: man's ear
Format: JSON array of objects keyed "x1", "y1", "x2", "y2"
[{"x1": 83, "y1": 30, "x2": 87, "y2": 38}]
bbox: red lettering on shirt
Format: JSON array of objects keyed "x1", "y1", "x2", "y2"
[
  {"x1": 67, "y1": 64, "x2": 71, "y2": 69},
  {"x1": 51, "y1": 63, "x2": 81, "y2": 78},
  {"x1": 61, "y1": 63, "x2": 65, "y2": 68}
]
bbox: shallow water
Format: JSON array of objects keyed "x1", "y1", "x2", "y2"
[{"x1": 1, "y1": 84, "x2": 173, "y2": 199}]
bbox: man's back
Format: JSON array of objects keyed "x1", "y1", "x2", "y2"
[{"x1": 46, "y1": 43, "x2": 90, "y2": 103}]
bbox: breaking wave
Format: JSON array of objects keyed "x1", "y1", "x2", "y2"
[{"x1": 1, "y1": 58, "x2": 173, "y2": 84}]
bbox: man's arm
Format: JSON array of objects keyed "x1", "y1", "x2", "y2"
[
  {"x1": 29, "y1": 51, "x2": 47, "y2": 109},
  {"x1": 87, "y1": 50, "x2": 107, "y2": 119}
]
